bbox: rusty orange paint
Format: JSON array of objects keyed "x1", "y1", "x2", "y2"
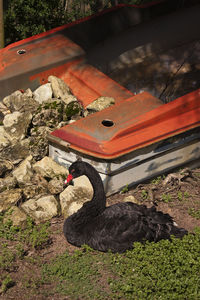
[
  {"x1": 51, "y1": 89, "x2": 200, "y2": 159},
  {"x1": 30, "y1": 58, "x2": 133, "y2": 107},
  {"x1": 0, "y1": 35, "x2": 84, "y2": 78}
]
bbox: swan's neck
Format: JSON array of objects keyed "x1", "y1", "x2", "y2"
[
  {"x1": 85, "y1": 168, "x2": 106, "y2": 209},
  {"x1": 69, "y1": 167, "x2": 106, "y2": 225}
]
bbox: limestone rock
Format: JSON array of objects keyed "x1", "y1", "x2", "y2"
[
  {"x1": 32, "y1": 106, "x2": 62, "y2": 128},
  {"x1": 59, "y1": 183, "x2": 93, "y2": 218},
  {"x1": 23, "y1": 184, "x2": 47, "y2": 200},
  {"x1": 63, "y1": 101, "x2": 82, "y2": 120},
  {"x1": 4, "y1": 206, "x2": 27, "y2": 228},
  {"x1": 33, "y1": 156, "x2": 68, "y2": 179},
  {"x1": 33, "y1": 83, "x2": 53, "y2": 104},
  {"x1": 0, "y1": 101, "x2": 10, "y2": 117},
  {"x1": 48, "y1": 75, "x2": 71, "y2": 100},
  {"x1": 21, "y1": 195, "x2": 59, "y2": 222},
  {"x1": 3, "y1": 90, "x2": 23, "y2": 109},
  {"x1": 0, "y1": 189, "x2": 23, "y2": 213},
  {"x1": 73, "y1": 175, "x2": 93, "y2": 196},
  {"x1": 12, "y1": 155, "x2": 33, "y2": 186},
  {"x1": 48, "y1": 176, "x2": 65, "y2": 195},
  {"x1": 0, "y1": 126, "x2": 10, "y2": 151},
  {"x1": 62, "y1": 94, "x2": 78, "y2": 105},
  {"x1": 0, "y1": 176, "x2": 17, "y2": 193},
  {"x1": 0, "y1": 138, "x2": 30, "y2": 162},
  {"x1": 123, "y1": 195, "x2": 140, "y2": 204},
  {"x1": 85, "y1": 96, "x2": 115, "y2": 116},
  {"x1": 3, "y1": 111, "x2": 32, "y2": 142},
  {"x1": 2, "y1": 89, "x2": 38, "y2": 113},
  {"x1": 0, "y1": 159, "x2": 13, "y2": 177}
]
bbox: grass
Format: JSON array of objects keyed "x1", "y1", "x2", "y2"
[
  {"x1": 161, "y1": 193, "x2": 172, "y2": 203},
  {"x1": 0, "y1": 213, "x2": 200, "y2": 298},
  {"x1": 188, "y1": 208, "x2": 200, "y2": 220},
  {"x1": 42, "y1": 229, "x2": 200, "y2": 299},
  {"x1": 0, "y1": 214, "x2": 51, "y2": 294}
]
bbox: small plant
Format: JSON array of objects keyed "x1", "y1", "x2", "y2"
[
  {"x1": 151, "y1": 175, "x2": 163, "y2": 185},
  {"x1": 188, "y1": 208, "x2": 200, "y2": 220},
  {"x1": 177, "y1": 191, "x2": 183, "y2": 201},
  {"x1": 0, "y1": 245, "x2": 15, "y2": 271},
  {"x1": 65, "y1": 101, "x2": 81, "y2": 119},
  {"x1": 0, "y1": 275, "x2": 15, "y2": 293},
  {"x1": 141, "y1": 190, "x2": 148, "y2": 200},
  {"x1": 120, "y1": 184, "x2": 129, "y2": 194},
  {"x1": 19, "y1": 217, "x2": 51, "y2": 249},
  {"x1": 177, "y1": 191, "x2": 189, "y2": 201},
  {"x1": 161, "y1": 193, "x2": 172, "y2": 203}
]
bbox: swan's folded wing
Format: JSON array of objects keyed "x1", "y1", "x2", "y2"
[{"x1": 85, "y1": 205, "x2": 148, "y2": 252}]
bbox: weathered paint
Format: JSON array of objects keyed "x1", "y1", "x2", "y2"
[
  {"x1": 30, "y1": 59, "x2": 134, "y2": 107},
  {"x1": 0, "y1": 0, "x2": 188, "y2": 100},
  {"x1": 0, "y1": 0, "x2": 200, "y2": 196},
  {"x1": 49, "y1": 127, "x2": 200, "y2": 195},
  {"x1": 50, "y1": 90, "x2": 200, "y2": 159}
]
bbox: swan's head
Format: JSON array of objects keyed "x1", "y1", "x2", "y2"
[{"x1": 65, "y1": 161, "x2": 86, "y2": 184}]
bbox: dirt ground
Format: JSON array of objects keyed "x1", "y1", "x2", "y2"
[{"x1": 1, "y1": 167, "x2": 200, "y2": 300}]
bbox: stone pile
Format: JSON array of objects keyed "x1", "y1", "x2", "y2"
[{"x1": 0, "y1": 76, "x2": 115, "y2": 227}]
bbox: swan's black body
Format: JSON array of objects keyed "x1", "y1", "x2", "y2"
[{"x1": 63, "y1": 161, "x2": 187, "y2": 253}]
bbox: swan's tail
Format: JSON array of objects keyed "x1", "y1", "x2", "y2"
[
  {"x1": 146, "y1": 206, "x2": 188, "y2": 241},
  {"x1": 170, "y1": 225, "x2": 188, "y2": 238}
]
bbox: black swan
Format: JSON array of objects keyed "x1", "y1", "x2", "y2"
[{"x1": 63, "y1": 160, "x2": 187, "y2": 253}]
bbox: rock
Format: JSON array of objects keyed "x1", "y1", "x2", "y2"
[
  {"x1": 28, "y1": 136, "x2": 49, "y2": 161},
  {"x1": 62, "y1": 94, "x2": 78, "y2": 105},
  {"x1": 84, "y1": 96, "x2": 115, "y2": 116},
  {"x1": 0, "y1": 160, "x2": 13, "y2": 177},
  {"x1": 48, "y1": 75, "x2": 71, "y2": 100},
  {"x1": 0, "y1": 101, "x2": 10, "y2": 117},
  {"x1": 73, "y1": 175, "x2": 93, "y2": 195},
  {"x1": 0, "y1": 111, "x2": 4, "y2": 123},
  {"x1": 63, "y1": 101, "x2": 82, "y2": 120},
  {"x1": 12, "y1": 155, "x2": 33, "y2": 186},
  {"x1": 29, "y1": 126, "x2": 53, "y2": 161},
  {"x1": 32, "y1": 107, "x2": 62, "y2": 128},
  {"x1": 0, "y1": 126, "x2": 10, "y2": 151},
  {"x1": 123, "y1": 195, "x2": 140, "y2": 204},
  {"x1": 30, "y1": 125, "x2": 52, "y2": 137},
  {"x1": 0, "y1": 138, "x2": 30, "y2": 162},
  {"x1": 0, "y1": 176, "x2": 17, "y2": 192},
  {"x1": 59, "y1": 183, "x2": 93, "y2": 218},
  {"x1": 3, "y1": 206, "x2": 27, "y2": 228},
  {"x1": 0, "y1": 189, "x2": 23, "y2": 213},
  {"x1": 3, "y1": 111, "x2": 32, "y2": 142},
  {"x1": 33, "y1": 83, "x2": 53, "y2": 104},
  {"x1": 2, "y1": 89, "x2": 38, "y2": 113},
  {"x1": 33, "y1": 156, "x2": 68, "y2": 179},
  {"x1": 21, "y1": 195, "x2": 59, "y2": 223},
  {"x1": 3, "y1": 90, "x2": 23, "y2": 109},
  {"x1": 23, "y1": 184, "x2": 47, "y2": 200},
  {"x1": 48, "y1": 176, "x2": 65, "y2": 195}
]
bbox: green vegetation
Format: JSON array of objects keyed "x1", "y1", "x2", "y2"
[
  {"x1": 0, "y1": 211, "x2": 200, "y2": 298},
  {"x1": 0, "y1": 215, "x2": 51, "y2": 293},
  {"x1": 161, "y1": 193, "x2": 172, "y2": 203},
  {"x1": 3, "y1": 0, "x2": 156, "y2": 46},
  {"x1": 0, "y1": 215, "x2": 51, "y2": 249},
  {"x1": 42, "y1": 229, "x2": 200, "y2": 299},
  {"x1": 120, "y1": 184, "x2": 129, "y2": 194},
  {"x1": 188, "y1": 208, "x2": 200, "y2": 220},
  {"x1": 141, "y1": 189, "x2": 148, "y2": 200},
  {"x1": 65, "y1": 101, "x2": 81, "y2": 119},
  {"x1": 151, "y1": 175, "x2": 165, "y2": 185}
]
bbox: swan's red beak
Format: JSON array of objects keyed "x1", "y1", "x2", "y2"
[{"x1": 65, "y1": 174, "x2": 74, "y2": 185}]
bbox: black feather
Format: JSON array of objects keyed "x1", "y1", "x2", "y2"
[{"x1": 63, "y1": 161, "x2": 187, "y2": 252}]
